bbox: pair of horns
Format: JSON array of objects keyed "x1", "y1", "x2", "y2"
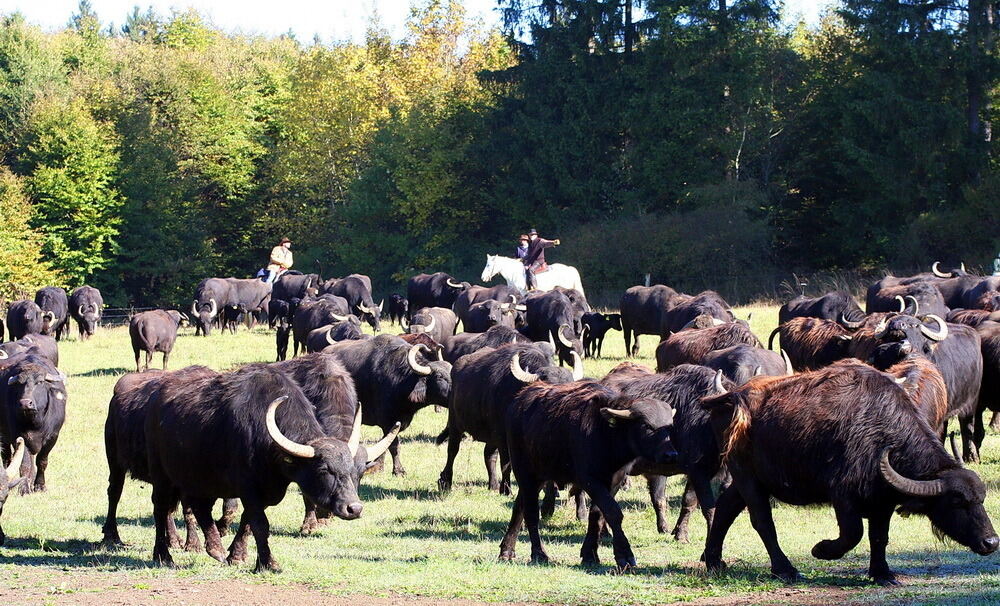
[
  {"x1": 266, "y1": 396, "x2": 399, "y2": 462},
  {"x1": 509, "y1": 350, "x2": 583, "y2": 383}
]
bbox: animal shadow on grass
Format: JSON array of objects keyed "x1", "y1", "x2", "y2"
[
  {"x1": 0, "y1": 537, "x2": 149, "y2": 569},
  {"x1": 397, "y1": 513, "x2": 586, "y2": 544},
  {"x1": 359, "y1": 484, "x2": 443, "y2": 502},
  {"x1": 72, "y1": 366, "x2": 132, "y2": 378}
]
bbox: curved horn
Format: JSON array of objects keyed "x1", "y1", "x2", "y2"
[
  {"x1": 919, "y1": 314, "x2": 948, "y2": 341},
  {"x1": 904, "y1": 295, "x2": 919, "y2": 316},
  {"x1": 331, "y1": 313, "x2": 349, "y2": 322},
  {"x1": 571, "y1": 351, "x2": 584, "y2": 380},
  {"x1": 839, "y1": 312, "x2": 864, "y2": 330},
  {"x1": 356, "y1": 303, "x2": 372, "y2": 315},
  {"x1": 681, "y1": 317, "x2": 698, "y2": 330},
  {"x1": 510, "y1": 352, "x2": 540, "y2": 383},
  {"x1": 446, "y1": 278, "x2": 463, "y2": 288},
  {"x1": 960, "y1": 262, "x2": 967, "y2": 273},
  {"x1": 557, "y1": 324, "x2": 574, "y2": 348},
  {"x1": 713, "y1": 369, "x2": 727, "y2": 394},
  {"x1": 42, "y1": 311, "x2": 55, "y2": 321},
  {"x1": 753, "y1": 366, "x2": 762, "y2": 377},
  {"x1": 879, "y1": 448, "x2": 943, "y2": 496},
  {"x1": 407, "y1": 344, "x2": 433, "y2": 376},
  {"x1": 931, "y1": 261, "x2": 951, "y2": 278},
  {"x1": 436, "y1": 348, "x2": 444, "y2": 362},
  {"x1": 602, "y1": 408, "x2": 635, "y2": 420},
  {"x1": 266, "y1": 396, "x2": 316, "y2": 459},
  {"x1": 209, "y1": 298, "x2": 218, "y2": 318},
  {"x1": 0, "y1": 350, "x2": 7, "y2": 360},
  {"x1": 5, "y1": 437, "x2": 25, "y2": 479},
  {"x1": 781, "y1": 350, "x2": 793, "y2": 376},
  {"x1": 365, "y1": 422, "x2": 402, "y2": 463},
  {"x1": 894, "y1": 296, "x2": 905, "y2": 313},
  {"x1": 711, "y1": 317, "x2": 726, "y2": 326},
  {"x1": 874, "y1": 318, "x2": 889, "y2": 339},
  {"x1": 422, "y1": 315, "x2": 436, "y2": 333},
  {"x1": 191, "y1": 300, "x2": 198, "y2": 316},
  {"x1": 326, "y1": 326, "x2": 337, "y2": 346},
  {"x1": 378, "y1": 299, "x2": 384, "y2": 312},
  {"x1": 347, "y1": 405, "x2": 363, "y2": 457},
  {"x1": 78, "y1": 305, "x2": 85, "y2": 317}
]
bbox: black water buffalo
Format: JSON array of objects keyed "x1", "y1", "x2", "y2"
[
  {"x1": 143, "y1": 364, "x2": 397, "y2": 571},
  {"x1": 326, "y1": 335, "x2": 452, "y2": 476},
  {"x1": 499, "y1": 380, "x2": 678, "y2": 568},
  {"x1": 947, "y1": 308, "x2": 1000, "y2": 328},
  {"x1": 328, "y1": 275, "x2": 382, "y2": 332},
  {"x1": 778, "y1": 291, "x2": 864, "y2": 325},
  {"x1": 0, "y1": 334, "x2": 59, "y2": 367},
  {"x1": 407, "y1": 272, "x2": 469, "y2": 318},
  {"x1": 223, "y1": 278, "x2": 272, "y2": 331},
  {"x1": 34, "y1": 287, "x2": 69, "y2": 341},
  {"x1": 702, "y1": 344, "x2": 792, "y2": 385},
  {"x1": 655, "y1": 321, "x2": 761, "y2": 371},
  {"x1": 442, "y1": 325, "x2": 533, "y2": 363},
  {"x1": 0, "y1": 355, "x2": 66, "y2": 495},
  {"x1": 582, "y1": 312, "x2": 621, "y2": 358},
  {"x1": 974, "y1": 321, "x2": 1000, "y2": 454},
  {"x1": 275, "y1": 325, "x2": 291, "y2": 362},
  {"x1": 462, "y1": 299, "x2": 516, "y2": 333},
  {"x1": 453, "y1": 285, "x2": 522, "y2": 319},
  {"x1": 701, "y1": 360, "x2": 999, "y2": 585},
  {"x1": 273, "y1": 272, "x2": 320, "y2": 302},
  {"x1": 767, "y1": 317, "x2": 854, "y2": 371},
  {"x1": 268, "y1": 299, "x2": 291, "y2": 329},
  {"x1": 6, "y1": 300, "x2": 43, "y2": 341},
  {"x1": 619, "y1": 285, "x2": 681, "y2": 356},
  {"x1": 191, "y1": 278, "x2": 229, "y2": 336},
  {"x1": 408, "y1": 307, "x2": 459, "y2": 345},
  {"x1": 866, "y1": 279, "x2": 949, "y2": 318},
  {"x1": 386, "y1": 294, "x2": 409, "y2": 327},
  {"x1": 305, "y1": 318, "x2": 363, "y2": 353},
  {"x1": 0, "y1": 437, "x2": 25, "y2": 545},
  {"x1": 291, "y1": 297, "x2": 352, "y2": 357},
  {"x1": 860, "y1": 315, "x2": 984, "y2": 462},
  {"x1": 129, "y1": 310, "x2": 188, "y2": 371},
  {"x1": 103, "y1": 367, "x2": 222, "y2": 551},
  {"x1": 69, "y1": 285, "x2": 103, "y2": 340},
  {"x1": 962, "y1": 276, "x2": 1000, "y2": 310},
  {"x1": 521, "y1": 290, "x2": 583, "y2": 366},
  {"x1": 661, "y1": 291, "x2": 733, "y2": 334},
  {"x1": 438, "y1": 343, "x2": 582, "y2": 494},
  {"x1": 597, "y1": 363, "x2": 735, "y2": 541}
]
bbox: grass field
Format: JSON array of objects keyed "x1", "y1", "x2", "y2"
[{"x1": 2, "y1": 304, "x2": 1000, "y2": 605}]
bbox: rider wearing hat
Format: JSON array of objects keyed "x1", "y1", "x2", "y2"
[
  {"x1": 522, "y1": 228, "x2": 560, "y2": 290},
  {"x1": 515, "y1": 234, "x2": 529, "y2": 260},
  {"x1": 265, "y1": 237, "x2": 293, "y2": 283}
]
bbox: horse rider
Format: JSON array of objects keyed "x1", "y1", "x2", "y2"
[
  {"x1": 265, "y1": 237, "x2": 293, "y2": 283},
  {"x1": 515, "y1": 234, "x2": 529, "y2": 260},
  {"x1": 522, "y1": 228, "x2": 560, "y2": 290}
]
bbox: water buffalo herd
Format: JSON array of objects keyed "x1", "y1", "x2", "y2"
[{"x1": 1, "y1": 259, "x2": 999, "y2": 588}]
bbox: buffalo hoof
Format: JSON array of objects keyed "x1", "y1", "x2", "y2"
[
  {"x1": 168, "y1": 535, "x2": 183, "y2": 550},
  {"x1": 529, "y1": 551, "x2": 550, "y2": 565},
  {"x1": 254, "y1": 558, "x2": 281, "y2": 573},
  {"x1": 100, "y1": 538, "x2": 127, "y2": 551},
  {"x1": 580, "y1": 551, "x2": 600, "y2": 567},
  {"x1": 871, "y1": 570, "x2": 901, "y2": 586},
  {"x1": 498, "y1": 550, "x2": 516, "y2": 562},
  {"x1": 184, "y1": 539, "x2": 201, "y2": 553},
  {"x1": 671, "y1": 528, "x2": 689, "y2": 543},
  {"x1": 392, "y1": 468, "x2": 407, "y2": 477},
  {"x1": 539, "y1": 503, "x2": 555, "y2": 520},
  {"x1": 771, "y1": 567, "x2": 800, "y2": 583},
  {"x1": 811, "y1": 539, "x2": 847, "y2": 560},
  {"x1": 437, "y1": 477, "x2": 452, "y2": 492},
  {"x1": 152, "y1": 552, "x2": 175, "y2": 568},
  {"x1": 299, "y1": 522, "x2": 317, "y2": 536},
  {"x1": 207, "y1": 548, "x2": 227, "y2": 563},
  {"x1": 226, "y1": 552, "x2": 247, "y2": 565},
  {"x1": 488, "y1": 481, "x2": 500, "y2": 492},
  {"x1": 17, "y1": 483, "x2": 34, "y2": 497},
  {"x1": 704, "y1": 558, "x2": 727, "y2": 574},
  {"x1": 499, "y1": 484, "x2": 511, "y2": 497}
]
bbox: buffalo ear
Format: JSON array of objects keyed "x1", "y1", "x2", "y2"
[
  {"x1": 408, "y1": 378, "x2": 428, "y2": 404},
  {"x1": 700, "y1": 392, "x2": 735, "y2": 413}
]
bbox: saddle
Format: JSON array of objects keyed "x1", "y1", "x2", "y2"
[{"x1": 530, "y1": 262, "x2": 549, "y2": 275}]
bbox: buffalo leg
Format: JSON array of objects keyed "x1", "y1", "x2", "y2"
[
  {"x1": 165, "y1": 506, "x2": 183, "y2": 549},
  {"x1": 134, "y1": 348, "x2": 141, "y2": 372},
  {"x1": 540, "y1": 482, "x2": 557, "y2": 519},
  {"x1": 437, "y1": 423, "x2": 462, "y2": 491},
  {"x1": 811, "y1": 501, "x2": 863, "y2": 561},
  {"x1": 32, "y1": 441, "x2": 56, "y2": 492},
  {"x1": 300, "y1": 496, "x2": 319, "y2": 535},
  {"x1": 738, "y1": 476, "x2": 798, "y2": 581},
  {"x1": 217, "y1": 498, "x2": 238, "y2": 536},
  {"x1": 703, "y1": 483, "x2": 746, "y2": 574},
  {"x1": 581, "y1": 479, "x2": 634, "y2": 569},
  {"x1": 499, "y1": 446, "x2": 512, "y2": 496},
  {"x1": 102, "y1": 465, "x2": 127, "y2": 547},
  {"x1": 485, "y1": 445, "x2": 500, "y2": 492},
  {"x1": 182, "y1": 506, "x2": 201, "y2": 552},
  {"x1": 188, "y1": 499, "x2": 225, "y2": 562},
  {"x1": 246, "y1": 505, "x2": 279, "y2": 573},
  {"x1": 990, "y1": 410, "x2": 1000, "y2": 432},
  {"x1": 960, "y1": 412, "x2": 980, "y2": 464},
  {"x1": 18, "y1": 450, "x2": 35, "y2": 495},
  {"x1": 519, "y1": 474, "x2": 549, "y2": 564},
  {"x1": 574, "y1": 489, "x2": 588, "y2": 521},
  {"x1": 498, "y1": 490, "x2": 526, "y2": 561},
  {"x1": 646, "y1": 475, "x2": 670, "y2": 535},
  {"x1": 867, "y1": 505, "x2": 899, "y2": 586},
  {"x1": 162, "y1": 351, "x2": 170, "y2": 371},
  {"x1": 388, "y1": 436, "x2": 406, "y2": 476},
  {"x1": 675, "y1": 473, "x2": 718, "y2": 543},
  {"x1": 623, "y1": 325, "x2": 634, "y2": 357},
  {"x1": 151, "y1": 484, "x2": 178, "y2": 566},
  {"x1": 145, "y1": 350, "x2": 153, "y2": 372},
  {"x1": 227, "y1": 514, "x2": 251, "y2": 565}
]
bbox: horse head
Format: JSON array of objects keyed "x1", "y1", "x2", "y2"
[{"x1": 482, "y1": 255, "x2": 498, "y2": 283}]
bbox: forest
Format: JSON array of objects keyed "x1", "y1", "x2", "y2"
[{"x1": 0, "y1": 0, "x2": 997, "y2": 306}]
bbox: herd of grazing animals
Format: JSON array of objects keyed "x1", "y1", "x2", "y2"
[{"x1": 0, "y1": 260, "x2": 999, "y2": 587}]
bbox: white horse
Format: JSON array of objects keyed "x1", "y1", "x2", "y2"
[{"x1": 481, "y1": 255, "x2": 585, "y2": 296}]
